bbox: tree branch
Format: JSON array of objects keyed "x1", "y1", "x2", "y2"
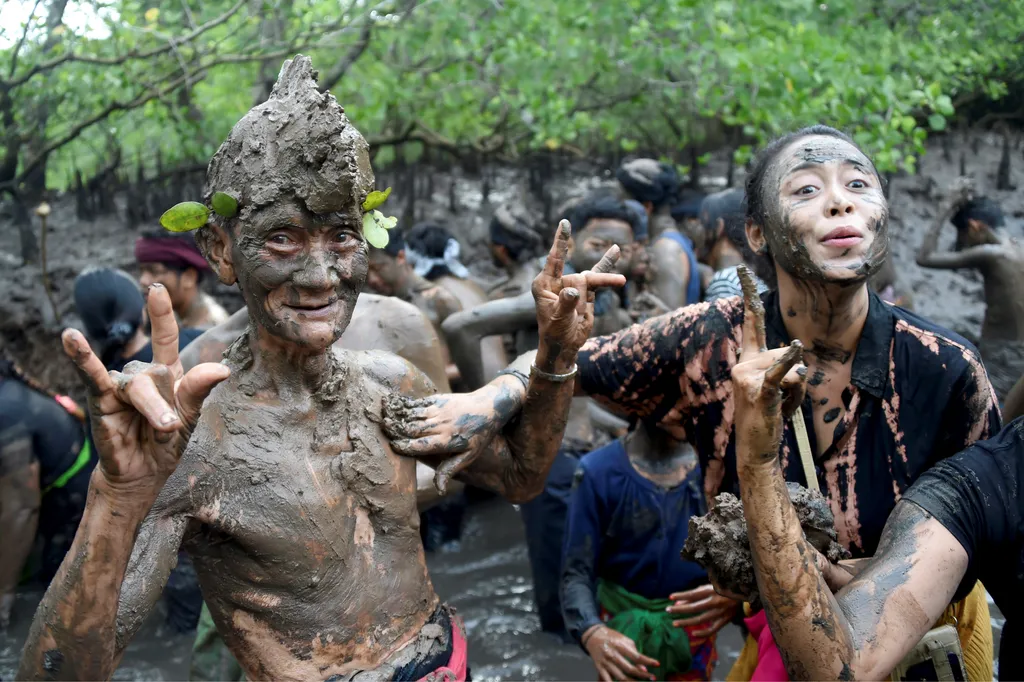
[
  {"x1": 8, "y1": 0, "x2": 43, "y2": 79},
  {"x1": 317, "y1": 17, "x2": 374, "y2": 92}
]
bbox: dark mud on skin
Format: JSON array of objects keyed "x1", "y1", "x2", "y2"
[{"x1": 1, "y1": 498, "x2": 1006, "y2": 679}]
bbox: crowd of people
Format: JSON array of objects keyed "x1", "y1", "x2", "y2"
[{"x1": 2, "y1": 55, "x2": 1023, "y2": 682}]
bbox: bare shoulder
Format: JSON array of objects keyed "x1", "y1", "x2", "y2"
[
  {"x1": 180, "y1": 307, "x2": 249, "y2": 371},
  {"x1": 352, "y1": 293, "x2": 437, "y2": 339},
  {"x1": 339, "y1": 347, "x2": 437, "y2": 399}
]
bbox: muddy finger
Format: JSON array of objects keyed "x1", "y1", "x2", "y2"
[
  {"x1": 590, "y1": 244, "x2": 621, "y2": 274},
  {"x1": 738, "y1": 264, "x2": 767, "y2": 355},
  {"x1": 62, "y1": 329, "x2": 115, "y2": 396},
  {"x1": 391, "y1": 434, "x2": 469, "y2": 457},
  {"x1": 764, "y1": 340, "x2": 804, "y2": 389},
  {"x1": 146, "y1": 284, "x2": 182, "y2": 370},
  {"x1": 121, "y1": 372, "x2": 181, "y2": 432},
  {"x1": 541, "y1": 220, "x2": 572, "y2": 280}
]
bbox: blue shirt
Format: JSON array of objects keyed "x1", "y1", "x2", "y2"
[
  {"x1": 560, "y1": 439, "x2": 708, "y2": 645},
  {"x1": 658, "y1": 231, "x2": 701, "y2": 305}
]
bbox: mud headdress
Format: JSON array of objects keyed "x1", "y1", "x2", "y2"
[{"x1": 160, "y1": 55, "x2": 396, "y2": 247}]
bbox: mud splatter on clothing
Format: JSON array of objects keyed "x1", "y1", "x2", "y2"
[{"x1": 577, "y1": 291, "x2": 1002, "y2": 557}]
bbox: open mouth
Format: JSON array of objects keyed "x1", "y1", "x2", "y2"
[
  {"x1": 286, "y1": 300, "x2": 339, "y2": 319},
  {"x1": 820, "y1": 226, "x2": 863, "y2": 249}
]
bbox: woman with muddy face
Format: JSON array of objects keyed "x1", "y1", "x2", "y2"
[
  {"x1": 387, "y1": 125, "x2": 1001, "y2": 681},
  {"x1": 208, "y1": 200, "x2": 368, "y2": 353},
  {"x1": 745, "y1": 127, "x2": 889, "y2": 290}
]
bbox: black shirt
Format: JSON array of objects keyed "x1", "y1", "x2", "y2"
[
  {"x1": 577, "y1": 291, "x2": 1002, "y2": 557},
  {"x1": 903, "y1": 417, "x2": 1024, "y2": 681}
]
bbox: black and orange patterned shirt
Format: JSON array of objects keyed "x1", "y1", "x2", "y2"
[{"x1": 577, "y1": 290, "x2": 1002, "y2": 558}]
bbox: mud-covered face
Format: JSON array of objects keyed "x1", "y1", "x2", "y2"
[
  {"x1": 570, "y1": 218, "x2": 634, "y2": 275},
  {"x1": 761, "y1": 135, "x2": 889, "y2": 284},
  {"x1": 232, "y1": 199, "x2": 367, "y2": 351},
  {"x1": 365, "y1": 249, "x2": 407, "y2": 296}
]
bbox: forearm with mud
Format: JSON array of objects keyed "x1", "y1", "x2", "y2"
[
  {"x1": 442, "y1": 292, "x2": 535, "y2": 391},
  {"x1": 916, "y1": 205, "x2": 956, "y2": 266},
  {"x1": 739, "y1": 457, "x2": 859, "y2": 681},
  {"x1": 17, "y1": 473, "x2": 153, "y2": 681}
]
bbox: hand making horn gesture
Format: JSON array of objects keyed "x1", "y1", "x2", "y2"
[
  {"x1": 62, "y1": 284, "x2": 230, "y2": 504},
  {"x1": 730, "y1": 265, "x2": 808, "y2": 469},
  {"x1": 533, "y1": 219, "x2": 627, "y2": 371}
]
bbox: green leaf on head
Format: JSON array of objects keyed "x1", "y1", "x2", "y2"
[
  {"x1": 212, "y1": 192, "x2": 239, "y2": 218},
  {"x1": 362, "y1": 210, "x2": 398, "y2": 248},
  {"x1": 362, "y1": 187, "x2": 392, "y2": 212},
  {"x1": 160, "y1": 202, "x2": 210, "y2": 233}
]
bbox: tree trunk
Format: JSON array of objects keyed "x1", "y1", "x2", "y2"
[{"x1": 12, "y1": 193, "x2": 38, "y2": 264}]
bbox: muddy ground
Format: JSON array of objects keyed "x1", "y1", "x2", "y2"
[{"x1": 0, "y1": 133, "x2": 1017, "y2": 679}]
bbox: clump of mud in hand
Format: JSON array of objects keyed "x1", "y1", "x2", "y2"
[{"x1": 682, "y1": 483, "x2": 849, "y2": 609}]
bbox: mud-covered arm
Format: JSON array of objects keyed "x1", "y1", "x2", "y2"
[
  {"x1": 916, "y1": 204, "x2": 1000, "y2": 269},
  {"x1": 560, "y1": 461, "x2": 605, "y2": 647},
  {"x1": 0, "y1": 428, "x2": 40, "y2": 629},
  {"x1": 442, "y1": 291, "x2": 536, "y2": 391},
  {"x1": 649, "y1": 235, "x2": 689, "y2": 309}
]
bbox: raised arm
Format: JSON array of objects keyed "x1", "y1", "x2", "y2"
[
  {"x1": 649, "y1": 235, "x2": 689, "y2": 309},
  {"x1": 729, "y1": 267, "x2": 967, "y2": 680},
  {"x1": 441, "y1": 290, "x2": 536, "y2": 391},
  {"x1": 386, "y1": 221, "x2": 626, "y2": 502},
  {"x1": 917, "y1": 181, "x2": 1000, "y2": 270},
  {"x1": 17, "y1": 285, "x2": 228, "y2": 681}
]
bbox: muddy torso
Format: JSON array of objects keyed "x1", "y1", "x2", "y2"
[
  {"x1": 979, "y1": 247, "x2": 1024, "y2": 343},
  {"x1": 179, "y1": 350, "x2": 437, "y2": 681}
]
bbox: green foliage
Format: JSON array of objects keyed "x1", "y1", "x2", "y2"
[
  {"x1": 159, "y1": 201, "x2": 208, "y2": 232},
  {"x1": 3, "y1": 0, "x2": 1024, "y2": 194},
  {"x1": 361, "y1": 187, "x2": 392, "y2": 212},
  {"x1": 362, "y1": 209, "x2": 398, "y2": 248}
]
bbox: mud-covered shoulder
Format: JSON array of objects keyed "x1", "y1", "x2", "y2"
[{"x1": 341, "y1": 347, "x2": 437, "y2": 399}]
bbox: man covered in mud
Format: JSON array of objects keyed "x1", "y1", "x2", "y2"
[
  {"x1": 386, "y1": 125, "x2": 1002, "y2": 679},
  {"x1": 486, "y1": 201, "x2": 545, "y2": 300},
  {"x1": 917, "y1": 183, "x2": 1024, "y2": 400},
  {"x1": 17, "y1": 55, "x2": 625, "y2": 682},
  {"x1": 698, "y1": 188, "x2": 769, "y2": 302},
  {"x1": 729, "y1": 288, "x2": 1024, "y2": 680},
  {"x1": 135, "y1": 230, "x2": 230, "y2": 330}
]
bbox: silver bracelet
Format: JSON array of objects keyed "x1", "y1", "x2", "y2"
[
  {"x1": 529, "y1": 363, "x2": 578, "y2": 383},
  {"x1": 495, "y1": 367, "x2": 530, "y2": 390}
]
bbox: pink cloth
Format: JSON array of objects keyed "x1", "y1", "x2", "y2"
[
  {"x1": 744, "y1": 610, "x2": 789, "y2": 682},
  {"x1": 417, "y1": 613, "x2": 469, "y2": 682},
  {"x1": 135, "y1": 236, "x2": 209, "y2": 270}
]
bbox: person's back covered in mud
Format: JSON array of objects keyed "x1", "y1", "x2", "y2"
[
  {"x1": 385, "y1": 125, "x2": 1001, "y2": 679},
  {"x1": 917, "y1": 181, "x2": 1024, "y2": 400},
  {"x1": 135, "y1": 230, "x2": 230, "y2": 330},
  {"x1": 17, "y1": 55, "x2": 625, "y2": 682},
  {"x1": 0, "y1": 353, "x2": 87, "y2": 631}
]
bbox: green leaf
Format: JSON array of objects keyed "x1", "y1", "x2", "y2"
[
  {"x1": 935, "y1": 94, "x2": 954, "y2": 116},
  {"x1": 211, "y1": 192, "x2": 238, "y2": 218},
  {"x1": 362, "y1": 187, "x2": 393, "y2": 212},
  {"x1": 160, "y1": 202, "x2": 209, "y2": 233},
  {"x1": 362, "y1": 210, "x2": 398, "y2": 248},
  {"x1": 928, "y1": 113, "x2": 947, "y2": 131}
]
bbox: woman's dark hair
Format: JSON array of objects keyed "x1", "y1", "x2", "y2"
[
  {"x1": 405, "y1": 221, "x2": 463, "y2": 279},
  {"x1": 615, "y1": 159, "x2": 681, "y2": 209},
  {"x1": 952, "y1": 197, "x2": 1005, "y2": 231},
  {"x1": 565, "y1": 195, "x2": 643, "y2": 238},
  {"x1": 73, "y1": 267, "x2": 145, "y2": 368}
]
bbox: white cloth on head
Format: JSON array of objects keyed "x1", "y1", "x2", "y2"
[{"x1": 406, "y1": 238, "x2": 470, "y2": 279}]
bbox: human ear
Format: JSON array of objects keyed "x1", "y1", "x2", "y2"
[
  {"x1": 745, "y1": 219, "x2": 766, "y2": 254},
  {"x1": 195, "y1": 224, "x2": 237, "y2": 286}
]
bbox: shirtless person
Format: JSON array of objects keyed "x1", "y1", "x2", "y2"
[
  {"x1": 917, "y1": 184, "x2": 1024, "y2": 399},
  {"x1": 136, "y1": 231, "x2": 230, "y2": 329},
  {"x1": 365, "y1": 229, "x2": 467, "y2": 385},
  {"x1": 17, "y1": 55, "x2": 624, "y2": 682},
  {"x1": 403, "y1": 221, "x2": 508, "y2": 389}
]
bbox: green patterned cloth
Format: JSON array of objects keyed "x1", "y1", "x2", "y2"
[{"x1": 597, "y1": 579, "x2": 693, "y2": 681}]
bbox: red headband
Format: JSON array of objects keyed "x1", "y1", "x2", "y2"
[{"x1": 135, "y1": 236, "x2": 209, "y2": 271}]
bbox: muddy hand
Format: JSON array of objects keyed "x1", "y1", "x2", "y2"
[
  {"x1": 532, "y1": 220, "x2": 626, "y2": 371},
  {"x1": 667, "y1": 584, "x2": 739, "y2": 637},
  {"x1": 731, "y1": 265, "x2": 807, "y2": 467},
  {"x1": 383, "y1": 392, "x2": 501, "y2": 493},
  {"x1": 63, "y1": 284, "x2": 230, "y2": 501}
]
